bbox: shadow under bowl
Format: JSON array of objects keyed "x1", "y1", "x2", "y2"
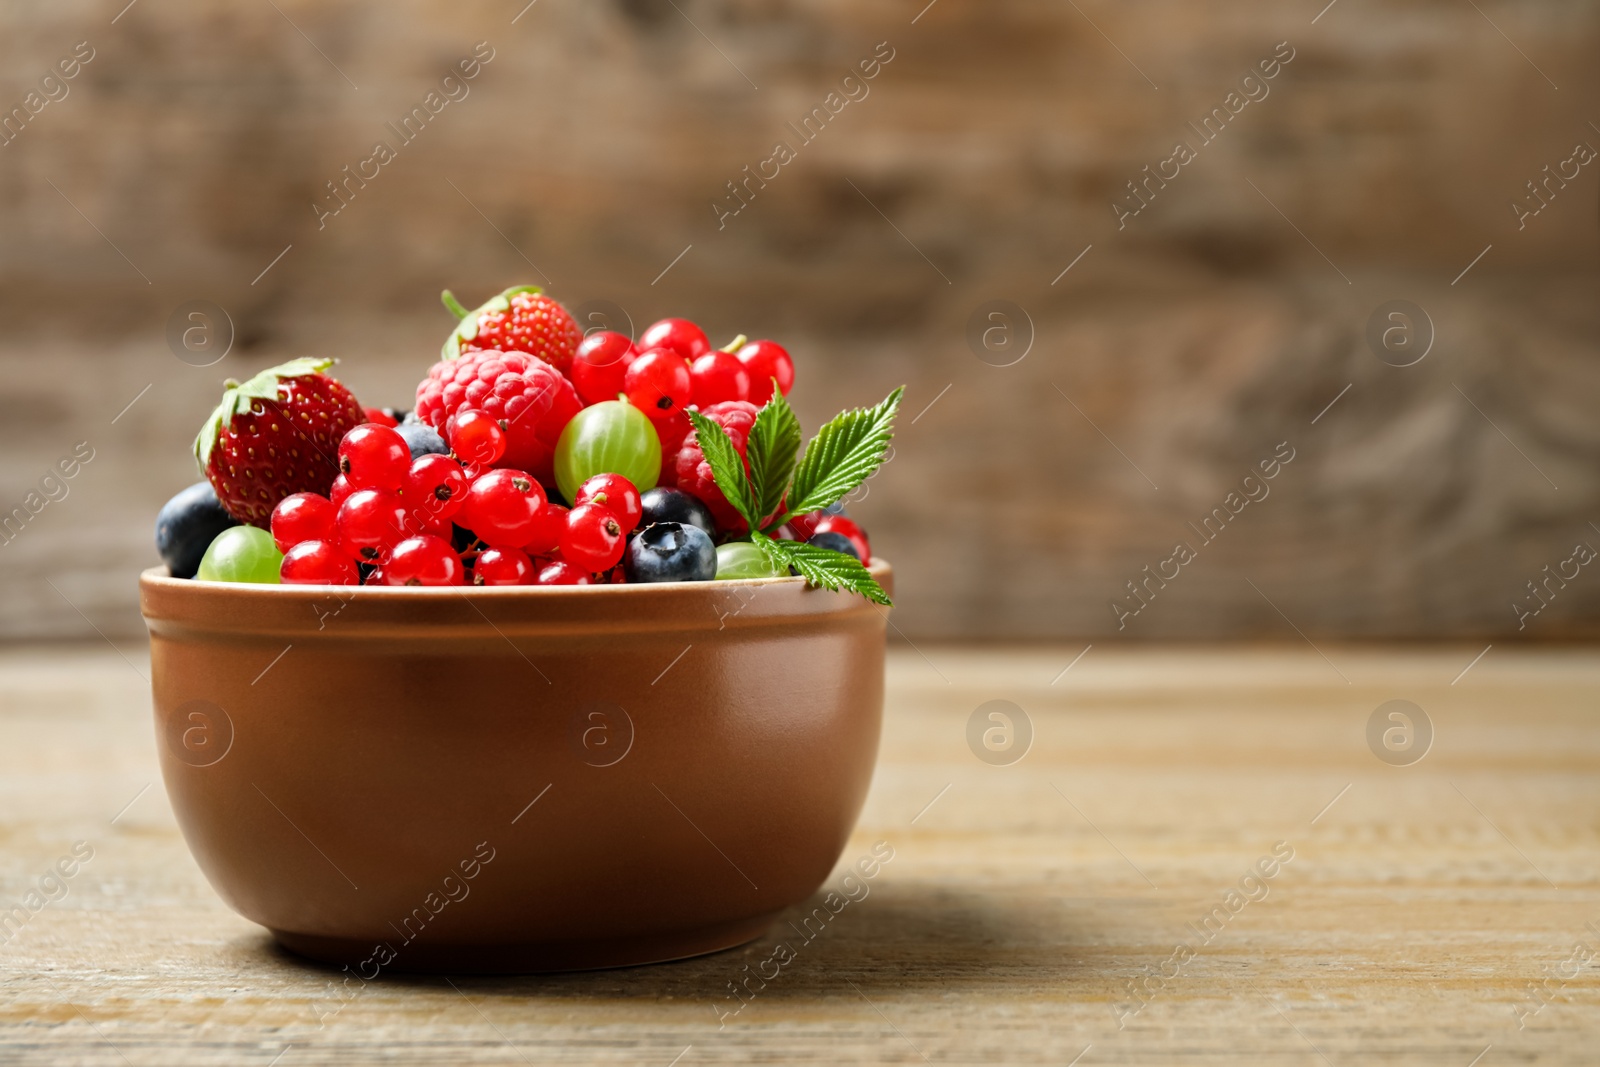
[{"x1": 138, "y1": 563, "x2": 890, "y2": 973}]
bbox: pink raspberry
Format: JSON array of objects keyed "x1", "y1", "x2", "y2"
[
  {"x1": 415, "y1": 350, "x2": 581, "y2": 489},
  {"x1": 674, "y1": 400, "x2": 760, "y2": 533}
]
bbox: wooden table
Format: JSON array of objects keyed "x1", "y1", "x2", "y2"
[{"x1": 2, "y1": 644, "x2": 1596, "y2": 1065}]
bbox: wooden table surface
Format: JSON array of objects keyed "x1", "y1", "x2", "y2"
[{"x1": 1, "y1": 643, "x2": 1596, "y2": 1065}]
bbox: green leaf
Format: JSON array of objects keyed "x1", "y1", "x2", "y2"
[
  {"x1": 746, "y1": 390, "x2": 803, "y2": 528},
  {"x1": 440, "y1": 285, "x2": 542, "y2": 361},
  {"x1": 786, "y1": 386, "x2": 903, "y2": 519},
  {"x1": 193, "y1": 357, "x2": 334, "y2": 471},
  {"x1": 752, "y1": 532, "x2": 892, "y2": 606},
  {"x1": 685, "y1": 408, "x2": 759, "y2": 531}
]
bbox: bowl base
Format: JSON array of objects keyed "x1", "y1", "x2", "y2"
[{"x1": 271, "y1": 911, "x2": 781, "y2": 974}]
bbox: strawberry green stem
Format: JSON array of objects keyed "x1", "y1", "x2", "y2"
[{"x1": 440, "y1": 290, "x2": 471, "y2": 319}]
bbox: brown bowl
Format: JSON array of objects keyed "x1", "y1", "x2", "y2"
[{"x1": 138, "y1": 563, "x2": 890, "y2": 973}]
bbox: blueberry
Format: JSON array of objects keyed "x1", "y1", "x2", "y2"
[
  {"x1": 397, "y1": 422, "x2": 449, "y2": 460},
  {"x1": 807, "y1": 531, "x2": 860, "y2": 561},
  {"x1": 638, "y1": 487, "x2": 717, "y2": 540},
  {"x1": 155, "y1": 482, "x2": 238, "y2": 579},
  {"x1": 624, "y1": 522, "x2": 716, "y2": 583}
]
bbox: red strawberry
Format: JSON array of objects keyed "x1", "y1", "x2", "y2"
[
  {"x1": 674, "y1": 400, "x2": 761, "y2": 533},
  {"x1": 441, "y1": 287, "x2": 582, "y2": 375},
  {"x1": 194, "y1": 358, "x2": 366, "y2": 527},
  {"x1": 414, "y1": 349, "x2": 582, "y2": 488}
]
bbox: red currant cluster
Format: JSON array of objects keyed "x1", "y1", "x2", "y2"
[
  {"x1": 574, "y1": 319, "x2": 794, "y2": 482},
  {"x1": 269, "y1": 415, "x2": 645, "y2": 587}
]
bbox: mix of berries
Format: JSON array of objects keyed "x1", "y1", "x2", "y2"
[{"x1": 159, "y1": 287, "x2": 861, "y2": 588}]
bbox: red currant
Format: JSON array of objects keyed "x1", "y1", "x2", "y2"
[
  {"x1": 280, "y1": 539, "x2": 360, "y2": 585},
  {"x1": 640, "y1": 318, "x2": 711, "y2": 362},
  {"x1": 521, "y1": 503, "x2": 568, "y2": 556},
  {"x1": 362, "y1": 406, "x2": 400, "y2": 428},
  {"x1": 404, "y1": 454, "x2": 468, "y2": 523},
  {"x1": 787, "y1": 510, "x2": 825, "y2": 540},
  {"x1": 270, "y1": 493, "x2": 337, "y2": 553},
  {"x1": 573, "y1": 473, "x2": 642, "y2": 533},
  {"x1": 337, "y1": 489, "x2": 409, "y2": 562},
  {"x1": 459, "y1": 468, "x2": 546, "y2": 544},
  {"x1": 405, "y1": 509, "x2": 454, "y2": 540},
  {"x1": 571, "y1": 331, "x2": 637, "y2": 406},
  {"x1": 474, "y1": 546, "x2": 535, "y2": 586},
  {"x1": 623, "y1": 349, "x2": 692, "y2": 416},
  {"x1": 560, "y1": 503, "x2": 626, "y2": 572},
  {"x1": 329, "y1": 474, "x2": 355, "y2": 511},
  {"x1": 338, "y1": 423, "x2": 410, "y2": 491},
  {"x1": 735, "y1": 340, "x2": 795, "y2": 405},
  {"x1": 814, "y1": 514, "x2": 870, "y2": 562},
  {"x1": 383, "y1": 535, "x2": 466, "y2": 586},
  {"x1": 535, "y1": 560, "x2": 592, "y2": 585},
  {"x1": 690, "y1": 350, "x2": 750, "y2": 407},
  {"x1": 652, "y1": 410, "x2": 692, "y2": 487},
  {"x1": 446, "y1": 408, "x2": 507, "y2": 466}
]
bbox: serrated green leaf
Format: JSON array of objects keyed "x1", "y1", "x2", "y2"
[
  {"x1": 786, "y1": 386, "x2": 903, "y2": 519},
  {"x1": 440, "y1": 285, "x2": 543, "y2": 361},
  {"x1": 193, "y1": 357, "x2": 335, "y2": 471},
  {"x1": 685, "y1": 408, "x2": 760, "y2": 531},
  {"x1": 751, "y1": 532, "x2": 892, "y2": 606},
  {"x1": 746, "y1": 390, "x2": 803, "y2": 528}
]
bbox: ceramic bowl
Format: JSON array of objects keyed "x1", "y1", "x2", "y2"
[{"x1": 138, "y1": 563, "x2": 890, "y2": 973}]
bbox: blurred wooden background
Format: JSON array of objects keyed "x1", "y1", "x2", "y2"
[{"x1": 0, "y1": 0, "x2": 1596, "y2": 640}]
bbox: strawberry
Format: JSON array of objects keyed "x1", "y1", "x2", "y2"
[
  {"x1": 441, "y1": 286, "x2": 583, "y2": 375},
  {"x1": 194, "y1": 358, "x2": 367, "y2": 527}
]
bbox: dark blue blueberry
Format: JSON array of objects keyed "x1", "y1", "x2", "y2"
[
  {"x1": 397, "y1": 422, "x2": 449, "y2": 460},
  {"x1": 637, "y1": 487, "x2": 717, "y2": 540},
  {"x1": 155, "y1": 482, "x2": 237, "y2": 579},
  {"x1": 624, "y1": 522, "x2": 716, "y2": 583},
  {"x1": 807, "y1": 531, "x2": 860, "y2": 561}
]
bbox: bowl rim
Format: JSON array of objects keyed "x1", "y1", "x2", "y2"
[{"x1": 139, "y1": 559, "x2": 890, "y2": 597}]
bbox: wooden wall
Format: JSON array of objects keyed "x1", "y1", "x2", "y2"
[{"x1": 1, "y1": 0, "x2": 1596, "y2": 639}]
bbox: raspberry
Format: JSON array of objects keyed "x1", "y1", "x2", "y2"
[
  {"x1": 674, "y1": 400, "x2": 760, "y2": 533},
  {"x1": 414, "y1": 349, "x2": 581, "y2": 486}
]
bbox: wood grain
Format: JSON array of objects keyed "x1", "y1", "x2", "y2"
[{"x1": 0, "y1": 644, "x2": 1596, "y2": 1064}]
